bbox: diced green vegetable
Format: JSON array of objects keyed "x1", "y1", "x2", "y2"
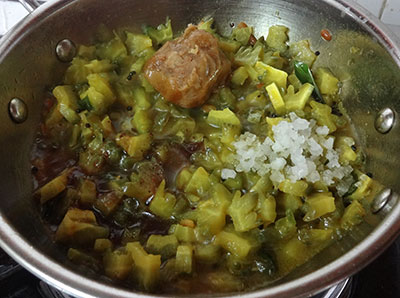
[
  {"x1": 145, "y1": 18, "x2": 173, "y2": 45},
  {"x1": 289, "y1": 40, "x2": 317, "y2": 67},
  {"x1": 55, "y1": 208, "x2": 109, "y2": 246},
  {"x1": 116, "y1": 133, "x2": 152, "y2": 161},
  {"x1": 36, "y1": 170, "x2": 69, "y2": 204},
  {"x1": 175, "y1": 245, "x2": 194, "y2": 274},
  {"x1": 103, "y1": 250, "x2": 133, "y2": 279},
  {"x1": 284, "y1": 83, "x2": 314, "y2": 112},
  {"x1": 170, "y1": 224, "x2": 196, "y2": 243},
  {"x1": 194, "y1": 244, "x2": 220, "y2": 264},
  {"x1": 126, "y1": 242, "x2": 161, "y2": 290},
  {"x1": 231, "y1": 26, "x2": 253, "y2": 46},
  {"x1": 340, "y1": 200, "x2": 366, "y2": 230},
  {"x1": 310, "y1": 100, "x2": 337, "y2": 132},
  {"x1": 303, "y1": 192, "x2": 336, "y2": 222},
  {"x1": 149, "y1": 180, "x2": 176, "y2": 219},
  {"x1": 53, "y1": 86, "x2": 80, "y2": 123},
  {"x1": 258, "y1": 194, "x2": 277, "y2": 226},
  {"x1": 78, "y1": 179, "x2": 97, "y2": 206},
  {"x1": 266, "y1": 82, "x2": 285, "y2": 115},
  {"x1": 125, "y1": 32, "x2": 153, "y2": 56},
  {"x1": 146, "y1": 234, "x2": 178, "y2": 259},
  {"x1": 231, "y1": 66, "x2": 249, "y2": 86},
  {"x1": 228, "y1": 191, "x2": 260, "y2": 232},
  {"x1": 215, "y1": 229, "x2": 255, "y2": 259},
  {"x1": 234, "y1": 45, "x2": 263, "y2": 66},
  {"x1": 274, "y1": 210, "x2": 296, "y2": 239},
  {"x1": 315, "y1": 67, "x2": 339, "y2": 95},
  {"x1": 279, "y1": 179, "x2": 308, "y2": 197},
  {"x1": 266, "y1": 25, "x2": 289, "y2": 52},
  {"x1": 255, "y1": 61, "x2": 288, "y2": 90},
  {"x1": 184, "y1": 167, "x2": 211, "y2": 196},
  {"x1": 348, "y1": 173, "x2": 373, "y2": 201},
  {"x1": 94, "y1": 238, "x2": 112, "y2": 252}
]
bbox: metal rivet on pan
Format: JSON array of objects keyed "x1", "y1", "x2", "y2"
[
  {"x1": 375, "y1": 108, "x2": 395, "y2": 134},
  {"x1": 371, "y1": 188, "x2": 392, "y2": 213},
  {"x1": 55, "y1": 39, "x2": 77, "y2": 62},
  {"x1": 8, "y1": 98, "x2": 28, "y2": 124}
]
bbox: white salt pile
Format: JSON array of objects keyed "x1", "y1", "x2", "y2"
[{"x1": 222, "y1": 112, "x2": 354, "y2": 195}]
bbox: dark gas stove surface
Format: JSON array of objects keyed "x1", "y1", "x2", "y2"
[{"x1": 1, "y1": 236, "x2": 399, "y2": 298}]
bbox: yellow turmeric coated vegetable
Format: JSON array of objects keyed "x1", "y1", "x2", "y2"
[{"x1": 30, "y1": 17, "x2": 380, "y2": 295}]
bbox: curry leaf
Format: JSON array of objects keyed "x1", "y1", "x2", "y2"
[{"x1": 294, "y1": 60, "x2": 324, "y2": 103}]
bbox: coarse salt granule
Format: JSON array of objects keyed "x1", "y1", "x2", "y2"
[{"x1": 231, "y1": 112, "x2": 354, "y2": 192}]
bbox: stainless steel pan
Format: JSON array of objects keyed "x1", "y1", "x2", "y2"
[{"x1": 0, "y1": 0, "x2": 400, "y2": 297}]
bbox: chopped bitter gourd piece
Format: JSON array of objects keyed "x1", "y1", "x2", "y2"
[
  {"x1": 257, "y1": 194, "x2": 277, "y2": 226},
  {"x1": 288, "y1": 40, "x2": 317, "y2": 67},
  {"x1": 94, "y1": 191, "x2": 123, "y2": 216},
  {"x1": 228, "y1": 191, "x2": 260, "y2": 232},
  {"x1": 94, "y1": 238, "x2": 112, "y2": 252},
  {"x1": 303, "y1": 192, "x2": 336, "y2": 222},
  {"x1": 126, "y1": 242, "x2": 161, "y2": 290},
  {"x1": 170, "y1": 224, "x2": 196, "y2": 243},
  {"x1": 116, "y1": 133, "x2": 152, "y2": 161},
  {"x1": 55, "y1": 208, "x2": 109, "y2": 246},
  {"x1": 64, "y1": 58, "x2": 91, "y2": 85},
  {"x1": 266, "y1": 82, "x2": 285, "y2": 115},
  {"x1": 133, "y1": 87, "x2": 151, "y2": 110},
  {"x1": 284, "y1": 83, "x2": 314, "y2": 112},
  {"x1": 211, "y1": 183, "x2": 233, "y2": 210},
  {"x1": 77, "y1": 45, "x2": 96, "y2": 59},
  {"x1": 175, "y1": 245, "x2": 194, "y2": 274},
  {"x1": 277, "y1": 193, "x2": 303, "y2": 213},
  {"x1": 101, "y1": 115, "x2": 114, "y2": 136},
  {"x1": 215, "y1": 230, "x2": 254, "y2": 259},
  {"x1": 298, "y1": 228, "x2": 333, "y2": 246},
  {"x1": 149, "y1": 180, "x2": 176, "y2": 219},
  {"x1": 340, "y1": 200, "x2": 366, "y2": 230},
  {"x1": 132, "y1": 109, "x2": 152, "y2": 134},
  {"x1": 207, "y1": 108, "x2": 241, "y2": 127},
  {"x1": 78, "y1": 179, "x2": 97, "y2": 206},
  {"x1": 96, "y1": 34, "x2": 128, "y2": 61},
  {"x1": 176, "y1": 168, "x2": 193, "y2": 190},
  {"x1": 88, "y1": 73, "x2": 115, "y2": 101},
  {"x1": 194, "y1": 244, "x2": 221, "y2": 264},
  {"x1": 103, "y1": 250, "x2": 133, "y2": 280},
  {"x1": 185, "y1": 167, "x2": 211, "y2": 196},
  {"x1": 231, "y1": 26, "x2": 252, "y2": 46},
  {"x1": 315, "y1": 67, "x2": 339, "y2": 95},
  {"x1": 125, "y1": 33, "x2": 153, "y2": 56},
  {"x1": 146, "y1": 234, "x2": 179, "y2": 259},
  {"x1": 67, "y1": 248, "x2": 100, "y2": 271},
  {"x1": 255, "y1": 61, "x2": 288, "y2": 90},
  {"x1": 274, "y1": 210, "x2": 297, "y2": 239},
  {"x1": 145, "y1": 18, "x2": 173, "y2": 45},
  {"x1": 234, "y1": 45, "x2": 263, "y2": 66},
  {"x1": 348, "y1": 173, "x2": 373, "y2": 201},
  {"x1": 197, "y1": 199, "x2": 226, "y2": 235},
  {"x1": 336, "y1": 136, "x2": 357, "y2": 164},
  {"x1": 36, "y1": 170, "x2": 69, "y2": 204},
  {"x1": 279, "y1": 179, "x2": 308, "y2": 197},
  {"x1": 53, "y1": 85, "x2": 80, "y2": 123},
  {"x1": 85, "y1": 59, "x2": 114, "y2": 73},
  {"x1": 231, "y1": 66, "x2": 249, "y2": 86},
  {"x1": 218, "y1": 37, "x2": 241, "y2": 53},
  {"x1": 250, "y1": 175, "x2": 273, "y2": 195},
  {"x1": 266, "y1": 25, "x2": 289, "y2": 53},
  {"x1": 310, "y1": 101, "x2": 337, "y2": 133}
]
